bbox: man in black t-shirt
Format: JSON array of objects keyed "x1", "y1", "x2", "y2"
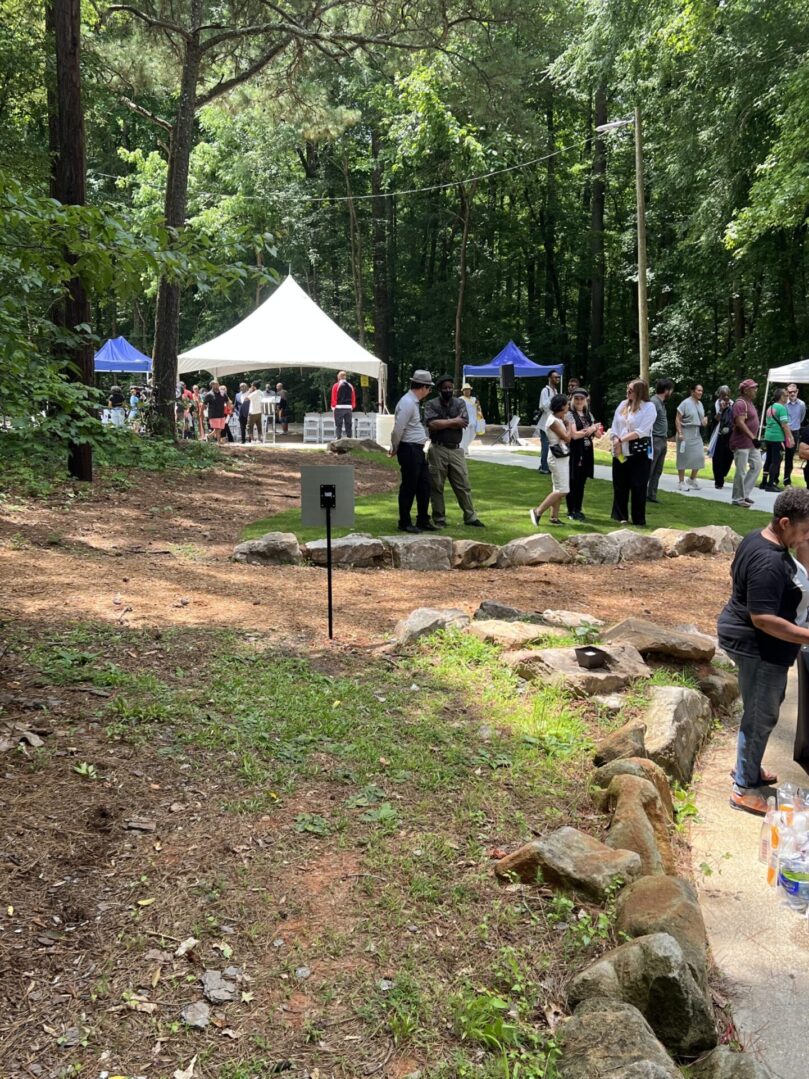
[
  {"x1": 718, "y1": 487, "x2": 809, "y2": 815},
  {"x1": 424, "y1": 375, "x2": 485, "y2": 528}
]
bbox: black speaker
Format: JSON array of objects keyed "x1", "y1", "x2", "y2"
[{"x1": 500, "y1": 363, "x2": 515, "y2": 390}]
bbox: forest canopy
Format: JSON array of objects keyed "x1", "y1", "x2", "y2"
[{"x1": 2, "y1": 0, "x2": 808, "y2": 430}]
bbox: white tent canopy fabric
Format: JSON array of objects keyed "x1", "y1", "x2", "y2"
[
  {"x1": 759, "y1": 358, "x2": 809, "y2": 435},
  {"x1": 178, "y1": 275, "x2": 387, "y2": 406}
]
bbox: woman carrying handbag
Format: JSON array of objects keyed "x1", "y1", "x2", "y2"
[
  {"x1": 610, "y1": 378, "x2": 657, "y2": 526},
  {"x1": 530, "y1": 394, "x2": 573, "y2": 527}
]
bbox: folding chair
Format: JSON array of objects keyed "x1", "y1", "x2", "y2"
[
  {"x1": 320, "y1": 414, "x2": 336, "y2": 442},
  {"x1": 303, "y1": 413, "x2": 321, "y2": 443},
  {"x1": 354, "y1": 414, "x2": 374, "y2": 440},
  {"x1": 499, "y1": 415, "x2": 522, "y2": 446}
]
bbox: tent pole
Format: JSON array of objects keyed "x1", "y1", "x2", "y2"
[{"x1": 759, "y1": 379, "x2": 771, "y2": 438}]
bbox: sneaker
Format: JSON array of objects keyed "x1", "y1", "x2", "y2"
[
  {"x1": 466, "y1": 519, "x2": 486, "y2": 528},
  {"x1": 417, "y1": 521, "x2": 438, "y2": 532},
  {"x1": 398, "y1": 524, "x2": 422, "y2": 534},
  {"x1": 529, "y1": 508, "x2": 540, "y2": 528},
  {"x1": 687, "y1": 478, "x2": 701, "y2": 489},
  {"x1": 677, "y1": 482, "x2": 689, "y2": 492},
  {"x1": 548, "y1": 518, "x2": 563, "y2": 526},
  {"x1": 729, "y1": 789, "x2": 770, "y2": 817},
  {"x1": 784, "y1": 479, "x2": 792, "y2": 486},
  {"x1": 732, "y1": 500, "x2": 751, "y2": 508},
  {"x1": 743, "y1": 497, "x2": 755, "y2": 505}
]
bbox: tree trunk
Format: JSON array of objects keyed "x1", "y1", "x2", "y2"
[
  {"x1": 342, "y1": 159, "x2": 366, "y2": 346},
  {"x1": 152, "y1": 24, "x2": 202, "y2": 437},
  {"x1": 588, "y1": 86, "x2": 607, "y2": 417},
  {"x1": 370, "y1": 130, "x2": 391, "y2": 367},
  {"x1": 454, "y1": 182, "x2": 475, "y2": 387},
  {"x1": 49, "y1": 0, "x2": 92, "y2": 481}
]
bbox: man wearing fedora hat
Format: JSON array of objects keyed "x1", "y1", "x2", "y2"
[
  {"x1": 424, "y1": 375, "x2": 485, "y2": 528},
  {"x1": 389, "y1": 370, "x2": 438, "y2": 533}
]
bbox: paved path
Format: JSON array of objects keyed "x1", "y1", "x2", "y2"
[
  {"x1": 467, "y1": 441, "x2": 780, "y2": 515},
  {"x1": 690, "y1": 675, "x2": 809, "y2": 1079}
]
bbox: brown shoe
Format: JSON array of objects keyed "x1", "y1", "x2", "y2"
[{"x1": 729, "y1": 790, "x2": 769, "y2": 816}]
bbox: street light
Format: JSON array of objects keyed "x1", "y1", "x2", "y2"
[{"x1": 596, "y1": 109, "x2": 649, "y2": 384}]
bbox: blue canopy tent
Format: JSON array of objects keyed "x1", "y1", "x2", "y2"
[
  {"x1": 94, "y1": 336, "x2": 152, "y2": 375},
  {"x1": 463, "y1": 340, "x2": 563, "y2": 381}
]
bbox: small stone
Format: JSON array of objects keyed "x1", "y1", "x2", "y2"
[
  {"x1": 497, "y1": 533, "x2": 570, "y2": 567},
  {"x1": 182, "y1": 1000, "x2": 210, "y2": 1029},
  {"x1": 689, "y1": 1046, "x2": 770, "y2": 1078},
  {"x1": 698, "y1": 669, "x2": 740, "y2": 711},
  {"x1": 556, "y1": 998, "x2": 680, "y2": 1079},
  {"x1": 295, "y1": 966, "x2": 311, "y2": 979},
  {"x1": 474, "y1": 600, "x2": 544, "y2": 623},
  {"x1": 591, "y1": 757, "x2": 674, "y2": 819},
  {"x1": 59, "y1": 1027, "x2": 82, "y2": 1048},
  {"x1": 601, "y1": 774, "x2": 675, "y2": 877},
  {"x1": 540, "y1": 609, "x2": 605, "y2": 630},
  {"x1": 593, "y1": 721, "x2": 646, "y2": 766},
  {"x1": 452, "y1": 539, "x2": 499, "y2": 570},
  {"x1": 232, "y1": 532, "x2": 301, "y2": 565},
  {"x1": 644, "y1": 686, "x2": 712, "y2": 784},
  {"x1": 378, "y1": 978, "x2": 394, "y2": 991},
  {"x1": 467, "y1": 619, "x2": 546, "y2": 649},
  {"x1": 592, "y1": 693, "x2": 624, "y2": 714},
  {"x1": 202, "y1": 969, "x2": 238, "y2": 1004}
]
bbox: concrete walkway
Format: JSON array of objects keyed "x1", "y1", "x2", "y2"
[
  {"x1": 690, "y1": 675, "x2": 809, "y2": 1079},
  {"x1": 466, "y1": 440, "x2": 781, "y2": 515}
]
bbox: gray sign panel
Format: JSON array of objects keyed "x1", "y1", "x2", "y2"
[{"x1": 300, "y1": 465, "x2": 355, "y2": 528}]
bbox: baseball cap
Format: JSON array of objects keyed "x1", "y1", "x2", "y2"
[
  {"x1": 739, "y1": 378, "x2": 758, "y2": 390},
  {"x1": 411, "y1": 369, "x2": 434, "y2": 386},
  {"x1": 435, "y1": 373, "x2": 454, "y2": 387},
  {"x1": 571, "y1": 388, "x2": 589, "y2": 398}
]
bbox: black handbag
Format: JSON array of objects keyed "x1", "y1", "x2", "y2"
[
  {"x1": 628, "y1": 436, "x2": 652, "y2": 457},
  {"x1": 549, "y1": 443, "x2": 570, "y2": 459}
]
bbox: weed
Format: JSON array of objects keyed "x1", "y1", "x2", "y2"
[
  {"x1": 73, "y1": 761, "x2": 99, "y2": 780},
  {"x1": 293, "y1": 813, "x2": 331, "y2": 836},
  {"x1": 672, "y1": 783, "x2": 701, "y2": 830}
]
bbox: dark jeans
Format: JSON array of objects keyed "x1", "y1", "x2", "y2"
[
  {"x1": 334, "y1": 407, "x2": 353, "y2": 439},
  {"x1": 539, "y1": 428, "x2": 550, "y2": 472},
  {"x1": 729, "y1": 650, "x2": 789, "y2": 791},
  {"x1": 396, "y1": 442, "x2": 431, "y2": 527},
  {"x1": 647, "y1": 435, "x2": 667, "y2": 499},
  {"x1": 784, "y1": 434, "x2": 801, "y2": 484},
  {"x1": 611, "y1": 453, "x2": 651, "y2": 526},
  {"x1": 762, "y1": 440, "x2": 784, "y2": 486},
  {"x1": 566, "y1": 462, "x2": 589, "y2": 516},
  {"x1": 239, "y1": 417, "x2": 248, "y2": 443},
  {"x1": 711, "y1": 433, "x2": 733, "y2": 488}
]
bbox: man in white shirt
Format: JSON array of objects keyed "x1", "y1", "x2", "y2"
[
  {"x1": 784, "y1": 383, "x2": 807, "y2": 486},
  {"x1": 245, "y1": 381, "x2": 263, "y2": 442},
  {"x1": 538, "y1": 370, "x2": 561, "y2": 474},
  {"x1": 389, "y1": 370, "x2": 437, "y2": 533}
]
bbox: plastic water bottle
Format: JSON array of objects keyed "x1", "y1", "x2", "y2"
[
  {"x1": 778, "y1": 782, "x2": 796, "y2": 826},
  {"x1": 759, "y1": 797, "x2": 777, "y2": 864}
]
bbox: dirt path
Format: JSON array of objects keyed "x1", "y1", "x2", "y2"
[{"x1": 0, "y1": 446, "x2": 729, "y2": 642}]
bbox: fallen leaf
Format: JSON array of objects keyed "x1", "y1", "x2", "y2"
[
  {"x1": 212, "y1": 941, "x2": 233, "y2": 959},
  {"x1": 150, "y1": 964, "x2": 162, "y2": 989},
  {"x1": 127, "y1": 994, "x2": 157, "y2": 1015},
  {"x1": 241, "y1": 991, "x2": 255, "y2": 1003},
  {"x1": 137, "y1": 898, "x2": 156, "y2": 908},
  {"x1": 124, "y1": 818, "x2": 156, "y2": 832},
  {"x1": 221, "y1": 1028, "x2": 242, "y2": 1040},
  {"x1": 175, "y1": 937, "x2": 199, "y2": 958},
  {"x1": 542, "y1": 1001, "x2": 565, "y2": 1032},
  {"x1": 173, "y1": 1055, "x2": 198, "y2": 1079},
  {"x1": 7, "y1": 905, "x2": 13, "y2": 916}
]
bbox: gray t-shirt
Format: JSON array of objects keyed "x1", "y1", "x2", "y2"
[{"x1": 650, "y1": 394, "x2": 668, "y2": 438}]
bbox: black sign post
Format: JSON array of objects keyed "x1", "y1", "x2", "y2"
[{"x1": 320, "y1": 483, "x2": 336, "y2": 639}]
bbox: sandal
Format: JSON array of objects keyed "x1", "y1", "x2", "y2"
[{"x1": 730, "y1": 767, "x2": 778, "y2": 788}]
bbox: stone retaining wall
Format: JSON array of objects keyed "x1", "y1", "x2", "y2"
[{"x1": 233, "y1": 525, "x2": 741, "y2": 570}]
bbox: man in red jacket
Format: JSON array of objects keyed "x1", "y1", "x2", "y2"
[{"x1": 330, "y1": 370, "x2": 356, "y2": 438}]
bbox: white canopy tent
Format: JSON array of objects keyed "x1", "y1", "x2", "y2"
[
  {"x1": 760, "y1": 358, "x2": 809, "y2": 434},
  {"x1": 178, "y1": 275, "x2": 388, "y2": 409}
]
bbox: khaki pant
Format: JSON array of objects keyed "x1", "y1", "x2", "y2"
[{"x1": 427, "y1": 443, "x2": 478, "y2": 524}]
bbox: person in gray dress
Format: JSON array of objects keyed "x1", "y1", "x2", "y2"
[{"x1": 676, "y1": 382, "x2": 708, "y2": 491}]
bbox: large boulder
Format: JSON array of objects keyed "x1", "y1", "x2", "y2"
[
  {"x1": 565, "y1": 532, "x2": 621, "y2": 565},
  {"x1": 304, "y1": 533, "x2": 387, "y2": 569},
  {"x1": 568, "y1": 933, "x2": 717, "y2": 1057},
  {"x1": 328, "y1": 437, "x2": 386, "y2": 454},
  {"x1": 591, "y1": 757, "x2": 674, "y2": 820},
  {"x1": 652, "y1": 528, "x2": 715, "y2": 557},
  {"x1": 497, "y1": 533, "x2": 570, "y2": 567},
  {"x1": 494, "y1": 826, "x2": 641, "y2": 900},
  {"x1": 644, "y1": 686, "x2": 713, "y2": 784},
  {"x1": 504, "y1": 643, "x2": 651, "y2": 698},
  {"x1": 382, "y1": 534, "x2": 454, "y2": 571},
  {"x1": 689, "y1": 1047, "x2": 770, "y2": 1078},
  {"x1": 615, "y1": 876, "x2": 709, "y2": 995},
  {"x1": 452, "y1": 539, "x2": 499, "y2": 570},
  {"x1": 601, "y1": 617, "x2": 716, "y2": 663},
  {"x1": 232, "y1": 532, "x2": 301, "y2": 565},
  {"x1": 540, "y1": 609, "x2": 605, "y2": 630},
  {"x1": 393, "y1": 607, "x2": 469, "y2": 646},
  {"x1": 690, "y1": 525, "x2": 742, "y2": 554},
  {"x1": 601, "y1": 774, "x2": 675, "y2": 876},
  {"x1": 698, "y1": 668, "x2": 740, "y2": 711},
  {"x1": 474, "y1": 600, "x2": 544, "y2": 623},
  {"x1": 467, "y1": 619, "x2": 547, "y2": 650},
  {"x1": 556, "y1": 998, "x2": 682, "y2": 1079},
  {"x1": 593, "y1": 721, "x2": 647, "y2": 767},
  {"x1": 610, "y1": 529, "x2": 665, "y2": 563}
]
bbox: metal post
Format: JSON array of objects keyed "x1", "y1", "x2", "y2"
[
  {"x1": 325, "y1": 501, "x2": 333, "y2": 640},
  {"x1": 634, "y1": 106, "x2": 650, "y2": 385}
]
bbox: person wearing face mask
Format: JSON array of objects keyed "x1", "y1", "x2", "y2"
[{"x1": 424, "y1": 375, "x2": 485, "y2": 529}]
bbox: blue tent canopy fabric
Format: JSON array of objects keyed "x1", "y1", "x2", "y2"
[
  {"x1": 94, "y1": 336, "x2": 152, "y2": 374},
  {"x1": 463, "y1": 340, "x2": 563, "y2": 380}
]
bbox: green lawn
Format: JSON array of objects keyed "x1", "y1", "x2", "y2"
[
  {"x1": 592, "y1": 445, "x2": 725, "y2": 482},
  {"x1": 244, "y1": 454, "x2": 769, "y2": 545}
]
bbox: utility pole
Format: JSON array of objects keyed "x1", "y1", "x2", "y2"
[{"x1": 634, "y1": 107, "x2": 650, "y2": 384}]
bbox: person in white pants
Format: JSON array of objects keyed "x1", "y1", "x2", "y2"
[{"x1": 730, "y1": 378, "x2": 764, "y2": 507}]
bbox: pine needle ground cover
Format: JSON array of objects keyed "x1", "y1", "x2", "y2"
[{"x1": 1, "y1": 618, "x2": 690, "y2": 1079}]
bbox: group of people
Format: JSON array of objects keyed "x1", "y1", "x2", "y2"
[
  {"x1": 175, "y1": 380, "x2": 289, "y2": 442},
  {"x1": 390, "y1": 371, "x2": 486, "y2": 532},
  {"x1": 527, "y1": 370, "x2": 809, "y2": 532},
  {"x1": 105, "y1": 385, "x2": 145, "y2": 430}
]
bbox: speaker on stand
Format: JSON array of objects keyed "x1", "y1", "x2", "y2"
[{"x1": 499, "y1": 363, "x2": 517, "y2": 445}]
